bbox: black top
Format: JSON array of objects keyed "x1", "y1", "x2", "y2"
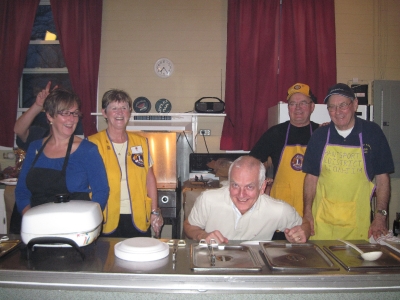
[
  {"x1": 250, "y1": 121, "x2": 320, "y2": 178},
  {"x1": 16, "y1": 126, "x2": 49, "y2": 152}
]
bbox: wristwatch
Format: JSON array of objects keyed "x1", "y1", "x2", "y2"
[
  {"x1": 376, "y1": 209, "x2": 388, "y2": 216},
  {"x1": 151, "y1": 208, "x2": 161, "y2": 216}
]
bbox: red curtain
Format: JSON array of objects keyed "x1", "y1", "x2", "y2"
[
  {"x1": 278, "y1": 0, "x2": 336, "y2": 105},
  {"x1": 0, "y1": 0, "x2": 40, "y2": 147},
  {"x1": 51, "y1": 0, "x2": 103, "y2": 137},
  {"x1": 221, "y1": 0, "x2": 336, "y2": 151},
  {"x1": 221, "y1": 0, "x2": 280, "y2": 151}
]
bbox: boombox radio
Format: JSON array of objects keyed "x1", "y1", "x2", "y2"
[{"x1": 194, "y1": 97, "x2": 225, "y2": 114}]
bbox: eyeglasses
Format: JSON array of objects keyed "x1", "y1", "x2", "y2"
[
  {"x1": 327, "y1": 101, "x2": 352, "y2": 112},
  {"x1": 288, "y1": 101, "x2": 312, "y2": 108},
  {"x1": 57, "y1": 110, "x2": 82, "y2": 117}
]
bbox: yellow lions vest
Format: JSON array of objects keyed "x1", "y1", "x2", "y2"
[
  {"x1": 270, "y1": 124, "x2": 311, "y2": 216},
  {"x1": 310, "y1": 129, "x2": 374, "y2": 241},
  {"x1": 88, "y1": 130, "x2": 152, "y2": 234}
]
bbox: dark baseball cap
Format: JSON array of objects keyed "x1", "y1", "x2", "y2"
[{"x1": 323, "y1": 83, "x2": 356, "y2": 103}]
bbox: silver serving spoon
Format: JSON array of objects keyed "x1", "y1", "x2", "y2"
[{"x1": 338, "y1": 239, "x2": 383, "y2": 261}]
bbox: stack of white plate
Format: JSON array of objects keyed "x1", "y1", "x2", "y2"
[{"x1": 114, "y1": 237, "x2": 169, "y2": 261}]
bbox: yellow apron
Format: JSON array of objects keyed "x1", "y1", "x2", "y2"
[
  {"x1": 270, "y1": 124, "x2": 311, "y2": 216},
  {"x1": 311, "y1": 130, "x2": 375, "y2": 241}
]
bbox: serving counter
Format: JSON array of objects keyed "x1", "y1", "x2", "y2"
[{"x1": 0, "y1": 237, "x2": 400, "y2": 299}]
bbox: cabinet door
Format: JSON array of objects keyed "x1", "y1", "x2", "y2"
[{"x1": 373, "y1": 80, "x2": 400, "y2": 178}]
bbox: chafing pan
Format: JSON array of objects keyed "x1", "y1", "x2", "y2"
[
  {"x1": 260, "y1": 242, "x2": 339, "y2": 271},
  {"x1": 324, "y1": 243, "x2": 400, "y2": 271},
  {"x1": 190, "y1": 243, "x2": 262, "y2": 272}
]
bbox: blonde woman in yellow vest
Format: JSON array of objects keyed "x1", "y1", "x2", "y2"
[
  {"x1": 89, "y1": 89, "x2": 163, "y2": 237},
  {"x1": 303, "y1": 84, "x2": 393, "y2": 241}
]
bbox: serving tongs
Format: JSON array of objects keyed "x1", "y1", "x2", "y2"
[
  {"x1": 199, "y1": 239, "x2": 218, "y2": 266},
  {"x1": 167, "y1": 239, "x2": 186, "y2": 262}
]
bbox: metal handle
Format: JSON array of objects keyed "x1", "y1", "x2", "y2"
[
  {"x1": 208, "y1": 238, "x2": 217, "y2": 266},
  {"x1": 338, "y1": 239, "x2": 364, "y2": 255}
]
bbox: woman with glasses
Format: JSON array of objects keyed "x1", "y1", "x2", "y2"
[
  {"x1": 15, "y1": 89, "x2": 109, "y2": 219},
  {"x1": 14, "y1": 81, "x2": 84, "y2": 152}
]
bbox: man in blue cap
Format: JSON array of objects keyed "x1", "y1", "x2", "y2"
[{"x1": 303, "y1": 83, "x2": 394, "y2": 241}]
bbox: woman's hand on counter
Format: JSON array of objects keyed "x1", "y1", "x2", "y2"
[{"x1": 151, "y1": 210, "x2": 163, "y2": 238}]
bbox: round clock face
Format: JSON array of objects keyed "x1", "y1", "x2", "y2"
[{"x1": 154, "y1": 58, "x2": 174, "y2": 78}]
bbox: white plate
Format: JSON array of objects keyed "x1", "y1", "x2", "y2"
[
  {"x1": 114, "y1": 237, "x2": 169, "y2": 262},
  {"x1": 114, "y1": 255, "x2": 169, "y2": 271},
  {"x1": 0, "y1": 178, "x2": 18, "y2": 186}
]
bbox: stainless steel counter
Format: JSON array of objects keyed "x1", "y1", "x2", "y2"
[{"x1": 0, "y1": 237, "x2": 400, "y2": 299}]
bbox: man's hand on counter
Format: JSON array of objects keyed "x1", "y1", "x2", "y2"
[
  {"x1": 184, "y1": 219, "x2": 229, "y2": 244},
  {"x1": 369, "y1": 215, "x2": 389, "y2": 240},
  {"x1": 285, "y1": 225, "x2": 309, "y2": 244},
  {"x1": 303, "y1": 213, "x2": 315, "y2": 236},
  {"x1": 197, "y1": 230, "x2": 229, "y2": 244}
]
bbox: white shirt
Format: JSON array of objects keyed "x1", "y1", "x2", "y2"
[{"x1": 188, "y1": 186, "x2": 302, "y2": 240}]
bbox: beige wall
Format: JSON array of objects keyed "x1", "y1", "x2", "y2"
[
  {"x1": 335, "y1": 0, "x2": 400, "y2": 91},
  {"x1": 100, "y1": 0, "x2": 400, "y2": 152},
  {"x1": 99, "y1": 0, "x2": 227, "y2": 152}
]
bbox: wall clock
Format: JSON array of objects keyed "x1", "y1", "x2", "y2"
[{"x1": 154, "y1": 58, "x2": 174, "y2": 78}]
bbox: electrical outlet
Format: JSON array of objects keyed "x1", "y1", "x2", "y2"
[{"x1": 199, "y1": 129, "x2": 211, "y2": 136}]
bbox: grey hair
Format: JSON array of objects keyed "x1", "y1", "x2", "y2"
[{"x1": 228, "y1": 155, "x2": 266, "y2": 188}]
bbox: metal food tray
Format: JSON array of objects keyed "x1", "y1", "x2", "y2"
[
  {"x1": 0, "y1": 239, "x2": 21, "y2": 258},
  {"x1": 380, "y1": 240, "x2": 400, "y2": 254},
  {"x1": 190, "y1": 244, "x2": 262, "y2": 272},
  {"x1": 260, "y1": 242, "x2": 339, "y2": 271},
  {"x1": 324, "y1": 243, "x2": 400, "y2": 271}
]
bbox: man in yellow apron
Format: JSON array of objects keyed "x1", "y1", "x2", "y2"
[
  {"x1": 303, "y1": 83, "x2": 394, "y2": 241},
  {"x1": 250, "y1": 83, "x2": 319, "y2": 217}
]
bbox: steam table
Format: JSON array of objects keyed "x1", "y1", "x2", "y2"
[{"x1": 0, "y1": 237, "x2": 400, "y2": 299}]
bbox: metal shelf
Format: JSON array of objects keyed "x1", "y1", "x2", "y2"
[{"x1": 91, "y1": 112, "x2": 226, "y2": 151}]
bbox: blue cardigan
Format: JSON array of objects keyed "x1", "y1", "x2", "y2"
[{"x1": 15, "y1": 138, "x2": 109, "y2": 213}]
